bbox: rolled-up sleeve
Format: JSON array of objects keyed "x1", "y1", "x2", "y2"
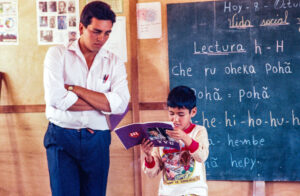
[
  {"x1": 191, "y1": 127, "x2": 209, "y2": 163},
  {"x1": 103, "y1": 59, "x2": 130, "y2": 114},
  {"x1": 44, "y1": 46, "x2": 78, "y2": 111}
]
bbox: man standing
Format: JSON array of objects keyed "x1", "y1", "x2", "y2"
[{"x1": 43, "y1": 2, "x2": 130, "y2": 196}]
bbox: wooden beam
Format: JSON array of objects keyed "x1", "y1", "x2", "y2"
[
  {"x1": 140, "y1": 102, "x2": 167, "y2": 110},
  {"x1": 129, "y1": 0, "x2": 142, "y2": 196},
  {"x1": 0, "y1": 72, "x2": 3, "y2": 99},
  {"x1": 0, "y1": 102, "x2": 168, "y2": 114},
  {"x1": 0, "y1": 105, "x2": 45, "y2": 113}
]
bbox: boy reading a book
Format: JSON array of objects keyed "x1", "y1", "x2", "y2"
[{"x1": 141, "y1": 85, "x2": 209, "y2": 196}]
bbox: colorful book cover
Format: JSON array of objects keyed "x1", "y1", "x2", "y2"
[{"x1": 114, "y1": 122, "x2": 180, "y2": 150}]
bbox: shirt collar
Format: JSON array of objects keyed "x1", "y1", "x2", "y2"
[
  {"x1": 66, "y1": 39, "x2": 110, "y2": 59},
  {"x1": 184, "y1": 123, "x2": 195, "y2": 134}
]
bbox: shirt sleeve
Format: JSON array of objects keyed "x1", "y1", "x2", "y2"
[
  {"x1": 143, "y1": 147, "x2": 163, "y2": 178},
  {"x1": 102, "y1": 58, "x2": 130, "y2": 115},
  {"x1": 188, "y1": 139, "x2": 200, "y2": 153},
  {"x1": 43, "y1": 46, "x2": 78, "y2": 111},
  {"x1": 190, "y1": 126, "x2": 210, "y2": 163}
]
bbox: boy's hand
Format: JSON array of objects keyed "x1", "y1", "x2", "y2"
[
  {"x1": 166, "y1": 128, "x2": 185, "y2": 140},
  {"x1": 166, "y1": 128, "x2": 192, "y2": 147},
  {"x1": 141, "y1": 139, "x2": 154, "y2": 162}
]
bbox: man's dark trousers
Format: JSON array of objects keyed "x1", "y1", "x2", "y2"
[{"x1": 44, "y1": 122, "x2": 111, "y2": 196}]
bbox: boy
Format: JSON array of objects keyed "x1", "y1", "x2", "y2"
[{"x1": 141, "y1": 85, "x2": 209, "y2": 196}]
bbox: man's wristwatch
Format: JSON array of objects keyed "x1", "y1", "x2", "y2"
[{"x1": 68, "y1": 85, "x2": 74, "y2": 91}]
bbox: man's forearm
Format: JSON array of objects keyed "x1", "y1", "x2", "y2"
[
  {"x1": 66, "y1": 85, "x2": 111, "y2": 112},
  {"x1": 68, "y1": 97, "x2": 94, "y2": 111}
]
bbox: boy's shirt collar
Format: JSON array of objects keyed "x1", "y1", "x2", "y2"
[{"x1": 184, "y1": 123, "x2": 195, "y2": 134}]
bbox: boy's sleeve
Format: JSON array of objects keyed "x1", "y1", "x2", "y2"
[
  {"x1": 190, "y1": 126, "x2": 209, "y2": 163},
  {"x1": 142, "y1": 147, "x2": 163, "y2": 178}
]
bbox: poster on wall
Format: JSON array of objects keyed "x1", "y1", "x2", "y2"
[
  {"x1": 36, "y1": 0, "x2": 79, "y2": 45},
  {"x1": 0, "y1": 0, "x2": 18, "y2": 45},
  {"x1": 136, "y1": 2, "x2": 162, "y2": 39},
  {"x1": 103, "y1": 16, "x2": 127, "y2": 62},
  {"x1": 86, "y1": 0, "x2": 123, "y2": 14}
]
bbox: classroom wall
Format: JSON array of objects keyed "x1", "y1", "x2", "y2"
[
  {"x1": 0, "y1": 0, "x2": 300, "y2": 196},
  {"x1": 0, "y1": 0, "x2": 135, "y2": 195}
]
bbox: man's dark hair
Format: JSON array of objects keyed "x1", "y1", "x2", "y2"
[
  {"x1": 80, "y1": 1, "x2": 116, "y2": 27},
  {"x1": 167, "y1": 85, "x2": 196, "y2": 112}
]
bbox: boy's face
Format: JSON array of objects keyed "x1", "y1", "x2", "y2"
[{"x1": 168, "y1": 107, "x2": 197, "y2": 130}]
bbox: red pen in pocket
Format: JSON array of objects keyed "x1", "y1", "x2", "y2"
[{"x1": 103, "y1": 74, "x2": 109, "y2": 83}]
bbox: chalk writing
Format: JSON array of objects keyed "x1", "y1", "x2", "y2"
[
  {"x1": 292, "y1": 110, "x2": 300, "y2": 126},
  {"x1": 239, "y1": 86, "x2": 270, "y2": 102},
  {"x1": 204, "y1": 67, "x2": 216, "y2": 76},
  {"x1": 229, "y1": 13, "x2": 254, "y2": 29},
  {"x1": 265, "y1": 61, "x2": 292, "y2": 75},
  {"x1": 230, "y1": 153, "x2": 256, "y2": 170},
  {"x1": 254, "y1": 39, "x2": 284, "y2": 55},
  {"x1": 224, "y1": 1, "x2": 243, "y2": 13},
  {"x1": 260, "y1": 10, "x2": 289, "y2": 26},
  {"x1": 274, "y1": 0, "x2": 300, "y2": 9},
  {"x1": 193, "y1": 41, "x2": 246, "y2": 55},
  {"x1": 192, "y1": 87, "x2": 223, "y2": 102},
  {"x1": 205, "y1": 157, "x2": 219, "y2": 168},
  {"x1": 171, "y1": 63, "x2": 192, "y2": 77},
  {"x1": 225, "y1": 62, "x2": 256, "y2": 75},
  {"x1": 227, "y1": 134, "x2": 265, "y2": 147}
]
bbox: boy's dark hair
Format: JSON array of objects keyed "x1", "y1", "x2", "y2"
[
  {"x1": 80, "y1": 1, "x2": 116, "y2": 27},
  {"x1": 167, "y1": 85, "x2": 196, "y2": 112}
]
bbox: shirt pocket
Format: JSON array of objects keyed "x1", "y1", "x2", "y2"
[{"x1": 96, "y1": 78, "x2": 111, "y2": 93}]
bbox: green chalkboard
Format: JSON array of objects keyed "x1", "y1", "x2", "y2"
[{"x1": 167, "y1": 0, "x2": 300, "y2": 181}]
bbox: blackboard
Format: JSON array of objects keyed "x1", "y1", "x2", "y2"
[{"x1": 167, "y1": 0, "x2": 300, "y2": 181}]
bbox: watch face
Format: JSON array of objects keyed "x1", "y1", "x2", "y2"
[{"x1": 68, "y1": 86, "x2": 73, "y2": 91}]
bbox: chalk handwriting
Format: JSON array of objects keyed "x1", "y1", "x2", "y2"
[
  {"x1": 193, "y1": 41, "x2": 246, "y2": 55},
  {"x1": 265, "y1": 61, "x2": 292, "y2": 75},
  {"x1": 225, "y1": 62, "x2": 256, "y2": 75},
  {"x1": 225, "y1": 111, "x2": 237, "y2": 127},
  {"x1": 224, "y1": 1, "x2": 242, "y2": 13},
  {"x1": 239, "y1": 86, "x2": 270, "y2": 103},
  {"x1": 205, "y1": 157, "x2": 219, "y2": 169},
  {"x1": 274, "y1": 0, "x2": 300, "y2": 9},
  {"x1": 171, "y1": 63, "x2": 192, "y2": 77},
  {"x1": 230, "y1": 153, "x2": 256, "y2": 170},
  {"x1": 192, "y1": 87, "x2": 223, "y2": 102},
  {"x1": 260, "y1": 10, "x2": 289, "y2": 26},
  {"x1": 228, "y1": 13, "x2": 253, "y2": 29},
  {"x1": 248, "y1": 110, "x2": 287, "y2": 127},
  {"x1": 227, "y1": 134, "x2": 265, "y2": 148},
  {"x1": 204, "y1": 67, "x2": 216, "y2": 76},
  {"x1": 292, "y1": 110, "x2": 300, "y2": 126},
  {"x1": 254, "y1": 40, "x2": 284, "y2": 55},
  {"x1": 201, "y1": 111, "x2": 217, "y2": 128}
]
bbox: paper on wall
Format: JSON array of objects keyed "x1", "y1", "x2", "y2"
[
  {"x1": 103, "y1": 16, "x2": 127, "y2": 62},
  {"x1": 136, "y1": 2, "x2": 162, "y2": 39},
  {"x1": 0, "y1": 0, "x2": 18, "y2": 45}
]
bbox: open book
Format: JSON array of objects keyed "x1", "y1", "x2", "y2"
[{"x1": 114, "y1": 122, "x2": 180, "y2": 150}]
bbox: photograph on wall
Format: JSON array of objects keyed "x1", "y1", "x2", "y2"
[
  {"x1": 0, "y1": 0, "x2": 18, "y2": 45},
  {"x1": 37, "y1": 0, "x2": 79, "y2": 45}
]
